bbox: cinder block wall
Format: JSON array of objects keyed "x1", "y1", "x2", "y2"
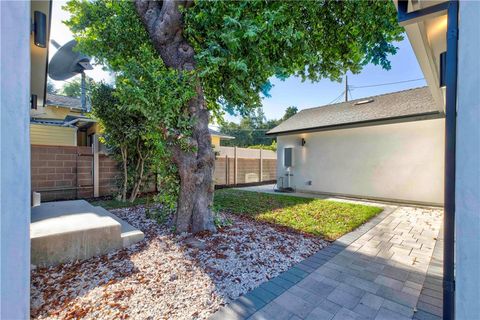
[
  {"x1": 214, "y1": 157, "x2": 277, "y2": 186},
  {"x1": 262, "y1": 159, "x2": 277, "y2": 181},
  {"x1": 99, "y1": 154, "x2": 121, "y2": 196},
  {"x1": 31, "y1": 145, "x2": 98, "y2": 201},
  {"x1": 31, "y1": 146, "x2": 86, "y2": 201},
  {"x1": 77, "y1": 147, "x2": 94, "y2": 199},
  {"x1": 32, "y1": 145, "x2": 277, "y2": 201},
  {"x1": 214, "y1": 157, "x2": 227, "y2": 185}
]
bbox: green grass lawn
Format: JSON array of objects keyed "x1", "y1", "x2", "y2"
[
  {"x1": 213, "y1": 189, "x2": 382, "y2": 240},
  {"x1": 90, "y1": 189, "x2": 382, "y2": 241}
]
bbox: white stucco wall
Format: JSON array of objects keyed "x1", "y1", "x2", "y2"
[
  {"x1": 276, "y1": 118, "x2": 445, "y2": 205},
  {"x1": 455, "y1": 2, "x2": 480, "y2": 319},
  {"x1": 0, "y1": 1, "x2": 31, "y2": 318}
]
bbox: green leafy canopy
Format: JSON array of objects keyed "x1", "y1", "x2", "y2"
[
  {"x1": 184, "y1": 0, "x2": 403, "y2": 115},
  {"x1": 65, "y1": 0, "x2": 402, "y2": 122}
]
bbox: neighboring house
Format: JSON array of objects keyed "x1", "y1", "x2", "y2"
[
  {"x1": 30, "y1": 94, "x2": 231, "y2": 148},
  {"x1": 209, "y1": 128, "x2": 234, "y2": 148},
  {"x1": 30, "y1": 93, "x2": 98, "y2": 146},
  {"x1": 267, "y1": 87, "x2": 444, "y2": 205}
]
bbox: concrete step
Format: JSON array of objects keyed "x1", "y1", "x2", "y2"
[
  {"x1": 93, "y1": 206, "x2": 145, "y2": 247},
  {"x1": 31, "y1": 200, "x2": 122, "y2": 267},
  {"x1": 31, "y1": 200, "x2": 144, "y2": 267}
]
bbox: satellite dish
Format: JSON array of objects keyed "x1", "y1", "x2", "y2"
[
  {"x1": 48, "y1": 40, "x2": 93, "y2": 112},
  {"x1": 48, "y1": 39, "x2": 93, "y2": 81}
]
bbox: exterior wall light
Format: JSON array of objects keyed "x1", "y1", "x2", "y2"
[
  {"x1": 33, "y1": 11, "x2": 47, "y2": 48},
  {"x1": 301, "y1": 138, "x2": 306, "y2": 146},
  {"x1": 31, "y1": 94, "x2": 37, "y2": 110}
]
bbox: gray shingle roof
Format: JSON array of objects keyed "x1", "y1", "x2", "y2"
[
  {"x1": 209, "y1": 128, "x2": 235, "y2": 139},
  {"x1": 46, "y1": 93, "x2": 82, "y2": 109},
  {"x1": 267, "y1": 87, "x2": 442, "y2": 135}
]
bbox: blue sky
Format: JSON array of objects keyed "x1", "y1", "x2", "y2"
[
  {"x1": 237, "y1": 38, "x2": 426, "y2": 122},
  {"x1": 51, "y1": 1, "x2": 425, "y2": 123}
]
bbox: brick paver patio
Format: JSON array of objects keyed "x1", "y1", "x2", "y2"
[{"x1": 211, "y1": 195, "x2": 443, "y2": 320}]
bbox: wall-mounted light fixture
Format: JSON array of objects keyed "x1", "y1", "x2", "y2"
[
  {"x1": 32, "y1": 11, "x2": 47, "y2": 48},
  {"x1": 301, "y1": 138, "x2": 306, "y2": 147},
  {"x1": 31, "y1": 94, "x2": 37, "y2": 110},
  {"x1": 439, "y1": 51, "x2": 446, "y2": 88}
]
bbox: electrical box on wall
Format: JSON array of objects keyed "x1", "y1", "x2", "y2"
[{"x1": 284, "y1": 147, "x2": 293, "y2": 167}]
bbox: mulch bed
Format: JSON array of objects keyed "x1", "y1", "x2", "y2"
[{"x1": 31, "y1": 205, "x2": 327, "y2": 319}]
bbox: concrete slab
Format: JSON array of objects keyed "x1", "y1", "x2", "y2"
[
  {"x1": 94, "y1": 206, "x2": 145, "y2": 247},
  {"x1": 31, "y1": 200, "x2": 143, "y2": 267}
]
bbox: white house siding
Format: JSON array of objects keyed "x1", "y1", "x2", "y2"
[
  {"x1": 276, "y1": 118, "x2": 445, "y2": 205},
  {"x1": 455, "y1": 2, "x2": 480, "y2": 319},
  {"x1": 0, "y1": 1, "x2": 31, "y2": 318}
]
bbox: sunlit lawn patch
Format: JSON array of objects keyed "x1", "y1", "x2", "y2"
[{"x1": 213, "y1": 189, "x2": 382, "y2": 241}]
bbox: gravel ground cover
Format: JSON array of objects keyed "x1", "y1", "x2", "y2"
[{"x1": 31, "y1": 205, "x2": 328, "y2": 320}]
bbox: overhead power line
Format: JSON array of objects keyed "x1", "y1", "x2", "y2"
[
  {"x1": 327, "y1": 90, "x2": 346, "y2": 105},
  {"x1": 220, "y1": 128, "x2": 273, "y2": 132},
  {"x1": 350, "y1": 78, "x2": 425, "y2": 89},
  {"x1": 325, "y1": 76, "x2": 424, "y2": 107}
]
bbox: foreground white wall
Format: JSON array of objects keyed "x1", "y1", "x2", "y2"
[
  {"x1": 455, "y1": 2, "x2": 480, "y2": 319},
  {"x1": 0, "y1": 1, "x2": 31, "y2": 318},
  {"x1": 276, "y1": 118, "x2": 445, "y2": 205}
]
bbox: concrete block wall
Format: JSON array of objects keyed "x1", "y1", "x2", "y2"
[
  {"x1": 214, "y1": 157, "x2": 277, "y2": 186},
  {"x1": 214, "y1": 157, "x2": 228, "y2": 185},
  {"x1": 262, "y1": 159, "x2": 277, "y2": 181},
  {"x1": 236, "y1": 158, "x2": 262, "y2": 184},
  {"x1": 31, "y1": 145, "x2": 94, "y2": 201},
  {"x1": 31, "y1": 146, "x2": 81, "y2": 201},
  {"x1": 32, "y1": 145, "x2": 277, "y2": 200},
  {"x1": 77, "y1": 147, "x2": 94, "y2": 199},
  {"x1": 99, "y1": 154, "x2": 121, "y2": 196}
]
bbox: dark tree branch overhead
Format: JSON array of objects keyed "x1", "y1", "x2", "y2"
[{"x1": 135, "y1": 0, "x2": 195, "y2": 71}]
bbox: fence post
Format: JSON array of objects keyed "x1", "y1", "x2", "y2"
[
  {"x1": 93, "y1": 134, "x2": 100, "y2": 197},
  {"x1": 234, "y1": 146, "x2": 238, "y2": 185},
  {"x1": 259, "y1": 148, "x2": 263, "y2": 182},
  {"x1": 225, "y1": 155, "x2": 229, "y2": 186}
]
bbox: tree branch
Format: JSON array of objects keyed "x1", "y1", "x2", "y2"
[{"x1": 134, "y1": 0, "x2": 195, "y2": 70}]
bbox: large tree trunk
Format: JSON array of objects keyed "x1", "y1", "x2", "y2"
[{"x1": 135, "y1": 0, "x2": 216, "y2": 233}]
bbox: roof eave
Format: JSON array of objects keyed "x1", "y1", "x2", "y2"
[
  {"x1": 394, "y1": 0, "x2": 447, "y2": 113},
  {"x1": 266, "y1": 111, "x2": 444, "y2": 136},
  {"x1": 46, "y1": 104, "x2": 83, "y2": 111}
]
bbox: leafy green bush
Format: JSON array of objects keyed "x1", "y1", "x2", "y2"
[{"x1": 248, "y1": 141, "x2": 277, "y2": 151}]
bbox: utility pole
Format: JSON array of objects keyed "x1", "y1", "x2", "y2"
[
  {"x1": 81, "y1": 71, "x2": 87, "y2": 113},
  {"x1": 344, "y1": 75, "x2": 348, "y2": 102}
]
